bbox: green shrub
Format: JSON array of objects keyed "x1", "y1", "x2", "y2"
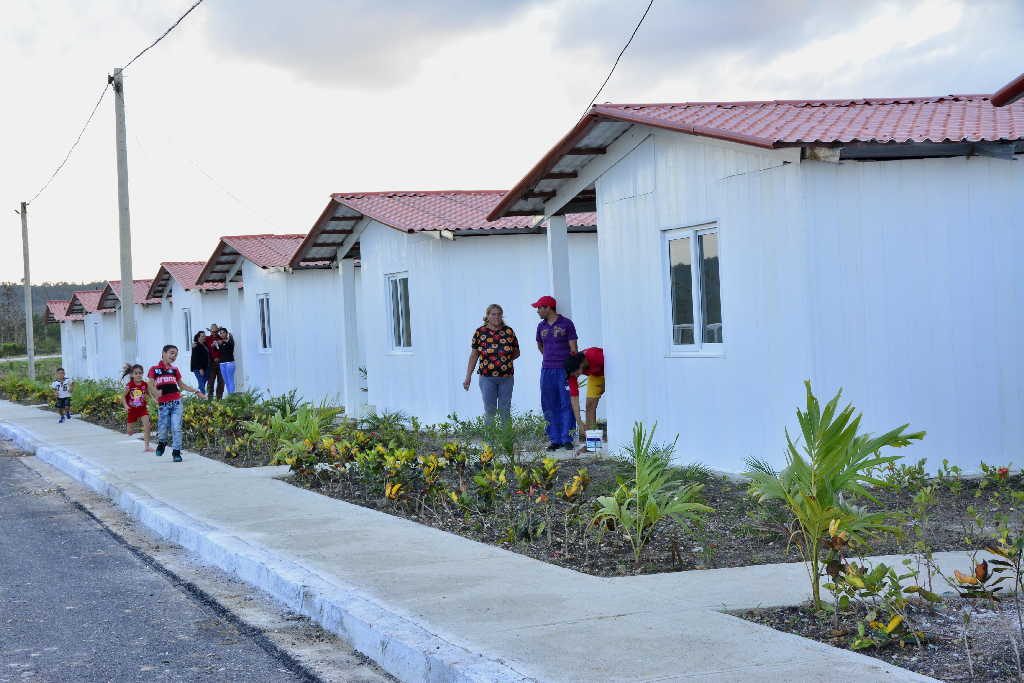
[
  {"x1": 745, "y1": 381, "x2": 925, "y2": 609},
  {"x1": 592, "y1": 422, "x2": 712, "y2": 565}
]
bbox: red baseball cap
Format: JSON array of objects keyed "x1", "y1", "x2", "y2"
[{"x1": 531, "y1": 296, "x2": 556, "y2": 309}]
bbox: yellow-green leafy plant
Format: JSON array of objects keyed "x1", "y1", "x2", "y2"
[
  {"x1": 745, "y1": 381, "x2": 925, "y2": 609},
  {"x1": 592, "y1": 422, "x2": 712, "y2": 565}
]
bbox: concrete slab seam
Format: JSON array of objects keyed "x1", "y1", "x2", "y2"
[{"x1": 0, "y1": 417, "x2": 534, "y2": 683}]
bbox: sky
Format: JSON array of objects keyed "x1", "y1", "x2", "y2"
[{"x1": 0, "y1": 0, "x2": 1020, "y2": 283}]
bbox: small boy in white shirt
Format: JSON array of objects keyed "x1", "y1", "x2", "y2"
[{"x1": 51, "y1": 367, "x2": 73, "y2": 423}]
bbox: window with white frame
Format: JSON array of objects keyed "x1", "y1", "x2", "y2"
[
  {"x1": 386, "y1": 273, "x2": 412, "y2": 350},
  {"x1": 666, "y1": 224, "x2": 723, "y2": 351},
  {"x1": 182, "y1": 308, "x2": 192, "y2": 348},
  {"x1": 258, "y1": 294, "x2": 272, "y2": 351}
]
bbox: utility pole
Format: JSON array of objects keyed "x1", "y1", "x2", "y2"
[
  {"x1": 18, "y1": 202, "x2": 35, "y2": 380},
  {"x1": 110, "y1": 68, "x2": 137, "y2": 363}
]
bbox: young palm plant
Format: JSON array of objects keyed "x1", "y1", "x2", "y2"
[
  {"x1": 592, "y1": 422, "x2": 713, "y2": 566},
  {"x1": 745, "y1": 381, "x2": 925, "y2": 610}
]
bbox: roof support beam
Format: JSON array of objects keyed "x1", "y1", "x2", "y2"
[
  {"x1": 335, "y1": 217, "x2": 372, "y2": 261},
  {"x1": 329, "y1": 215, "x2": 361, "y2": 222},
  {"x1": 319, "y1": 229, "x2": 354, "y2": 235},
  {"x1": 542, "y1": 172, "x2": 578, "y2": 180},
  {"x1": 538, "y1": 126, "x2": 653, "y2": 223},
  {"x1": 566, "y1": 147, "x2": 606, "y2": 155},
  {"x1": 523, "y1": 190, "x2": 557, "y2": 200}
]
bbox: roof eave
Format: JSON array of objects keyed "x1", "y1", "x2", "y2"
[{"x1": 992, "y1": 73, "x2": 1024, "y2": 107}]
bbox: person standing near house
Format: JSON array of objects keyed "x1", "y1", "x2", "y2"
[
  {"x1": 533, "y1": 295, "x2": 577, "y2": 451},
  {"x1": 51, "y1": 367, "x2": 73, "y2": 423},
  {"x1": 190, "y1": 331, "x2": 210, "y2": 391},
  {"x1": 463, "y1": 304, "x2": 520, "y2": 424},
  {"x1": 217, "y1": 327, "x2": 237, "y2": 395},
  {"x1": 147, "y1": 344, "x2": 206, "y2": 462},
  {"x1": 564, "y1": 347, "x2": 605, "y2": 452},
  {"x1": 204, "y1": 323, "x2": 224, "y2": 399}
]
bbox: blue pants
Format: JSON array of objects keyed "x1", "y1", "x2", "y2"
[
  {"x1": 193, "y1": 371, "x2": 206, "y2": 391},
  {"x1": 220, "y1": 361, "x2": 236, "y2": 394},
  {"x1": 540, "y1": 368, "x2": 573, "y2": 445},
  {"x1": 479, "y1": 375, "x2": 513, "y2": 424},
  {"x1": 157, "y1": 399, "x2": 183, "y2": 451}
]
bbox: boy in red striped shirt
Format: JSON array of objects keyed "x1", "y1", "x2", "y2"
[{"x1": 147, "y1": 344, "x2": 206, "y2": 462}]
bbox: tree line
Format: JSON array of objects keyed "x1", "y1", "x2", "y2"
[{"x1": 0, "y1": 281, "x2": 105, "y2": 356}]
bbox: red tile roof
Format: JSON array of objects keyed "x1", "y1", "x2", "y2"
[
  {"x1": 992, "y1": 73, "x2": 1024, "y2": 108},
  {"x1": 489, "y1": 94, "x2": 1024, "y2": 220},
  {"x1": 45, "y1": 300, "x2": 70, "y2": 323},
  {"x1": 198, "y1": 234, "x2": 310, "y2": 284},
  {"x1": 591, "y1": 95, "x2": 1023, "y2": 147},
  {"x1": 147, "y1": 261, "x2": 226, "y2": 299},
  {"x1": 289, "y1": 191, "x2": 597, "y2": 268},
  {"x1": 223, "y1": 234, "x2": 307, "y2": 267},
  {"x1": 332, "y1": 190, "x2": 597, "y2": 233},
  {"x1": 67, "y1": 290, "x2": 107, "y2": 315},
  {"x1": 104, "y1": 279, "x2": 159, "y2": 308}
]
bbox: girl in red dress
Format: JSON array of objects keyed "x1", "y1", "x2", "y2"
[{"x1": 122, "y1": 363, "x2": 153, "y2": 452}]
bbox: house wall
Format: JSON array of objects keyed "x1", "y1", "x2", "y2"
[
  {"x1": 358, "y1": 222, "x2": 602, "y2": 424},
  {"x1": 83, "y1": 311, "x2": 122, "y2": 380},
  {"x1": 135, "y1": 304, "x2": 166, "y2": 367},
  {"x1": 592, "y1": 125, "x2": 1023, "y2": 472},
  {"x1": 238, "y1": 263, "x2": 352, "y2": 404},
  {"x1": 63, "y1": 321, "x2": 87, "y2": 381},
  {"x1": 802, "y1": 155, "x2": 1024, "y2": 471},
  {"x1": 594, "y1": 130, "x2": 809, "y2": 471}
]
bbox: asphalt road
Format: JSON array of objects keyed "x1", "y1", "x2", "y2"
[{"x1": 0, "y1": 450, "x2": 313, "y2": 682}]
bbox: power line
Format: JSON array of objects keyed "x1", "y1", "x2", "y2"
[
  {"x1": 24, "y1": 0, "x2": 206, "y2": 206},
  {"x1": 26, "y1": 83, "x2": 111, "y2": 205},
  {"x1": 123, "y1": 0, "x2": 205, "y2": 70},
  {"x1": 581, "y1": 0, "x2": 655, "y2": 118}
]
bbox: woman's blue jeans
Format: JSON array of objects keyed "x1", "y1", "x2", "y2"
[
  {"x1": 220, "y1": 362, "x2": 236, "y2": 394},
  {"x1": 479, "y1": 375, "x2": 513, "y2": 424}
]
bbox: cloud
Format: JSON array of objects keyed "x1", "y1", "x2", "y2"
[
  {"x1": 557, "y1": 0, "x2": 1024, "y2": 100},
  {"x1": 202, "y1": 0, "x2": 540, "y2": 88}
]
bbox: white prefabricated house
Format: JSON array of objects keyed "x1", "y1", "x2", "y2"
[
  {"x1": 46, "y1": 299, "x2": 85, "y2": 380},
  {"x1": 146, "y1": 261, "x2": 231, "y2": 373},
  {"x1": 66, "y1": 290, "x2": 120, "y2": 381},
  {"x1": 97, "y1": 279, "x2": 163, "y2": 368},
  {"x1": 490, "y1": 94, "x2": 1024, "y2": 472},
  {"x1": 290, "y1": 190, "x2": 601, "y2": 424},
  {"x1": 197, "y1": 234, "x2": 340, "y2": 403}
]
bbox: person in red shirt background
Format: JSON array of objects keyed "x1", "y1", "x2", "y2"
[
  {"x1": 204, "y1": 323, "x2": 225, "y2": 399},
  {"x1": 564, "y1": 347, "x2": 605, "y2": 451}
]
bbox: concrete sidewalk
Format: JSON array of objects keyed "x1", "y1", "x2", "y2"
[{"x1": 0, "y1": 400, "x2": 938, "y2": 682}]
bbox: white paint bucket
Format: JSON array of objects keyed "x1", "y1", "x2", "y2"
[{"x1": 585, "y1": 430, "x2": 603, "y2": 453}]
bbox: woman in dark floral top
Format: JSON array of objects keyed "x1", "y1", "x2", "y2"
[{"x1": 463, "y1": 304, "x2": 520, "y2": 423}]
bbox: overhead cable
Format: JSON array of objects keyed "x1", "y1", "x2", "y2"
[
  {"x1": 25, "y1": 0, "x2": 206, "y2": 205},
  {"x1": 581, "y1": 0, "x2": 655, "y2": 118},
  {"x1": 123, "y1": 0, "x2": 205, "y2": 70},
  {"x1": 26, "y1": 82, "x2": 111, "y2": 205}
]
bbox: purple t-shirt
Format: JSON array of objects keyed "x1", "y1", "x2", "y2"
[{"x1": 536, "y1": 315, "x2": 578, "y2": 369}]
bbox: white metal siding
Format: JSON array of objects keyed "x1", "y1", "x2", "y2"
[
  {"x1": 803, "y1": 156, "x2": 1024, "y2": 470},
  {"x1": 596, "y1": 131, "x2": 806, "y2": 471}
]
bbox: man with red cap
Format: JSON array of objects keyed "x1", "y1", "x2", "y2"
[{"x1": 532, "y1": 295, "x2": 578, "y2": 450}]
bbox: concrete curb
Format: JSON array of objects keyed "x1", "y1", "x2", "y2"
[{"x1": 0, "y1": 418, "x2": 533, "y2": 683}]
